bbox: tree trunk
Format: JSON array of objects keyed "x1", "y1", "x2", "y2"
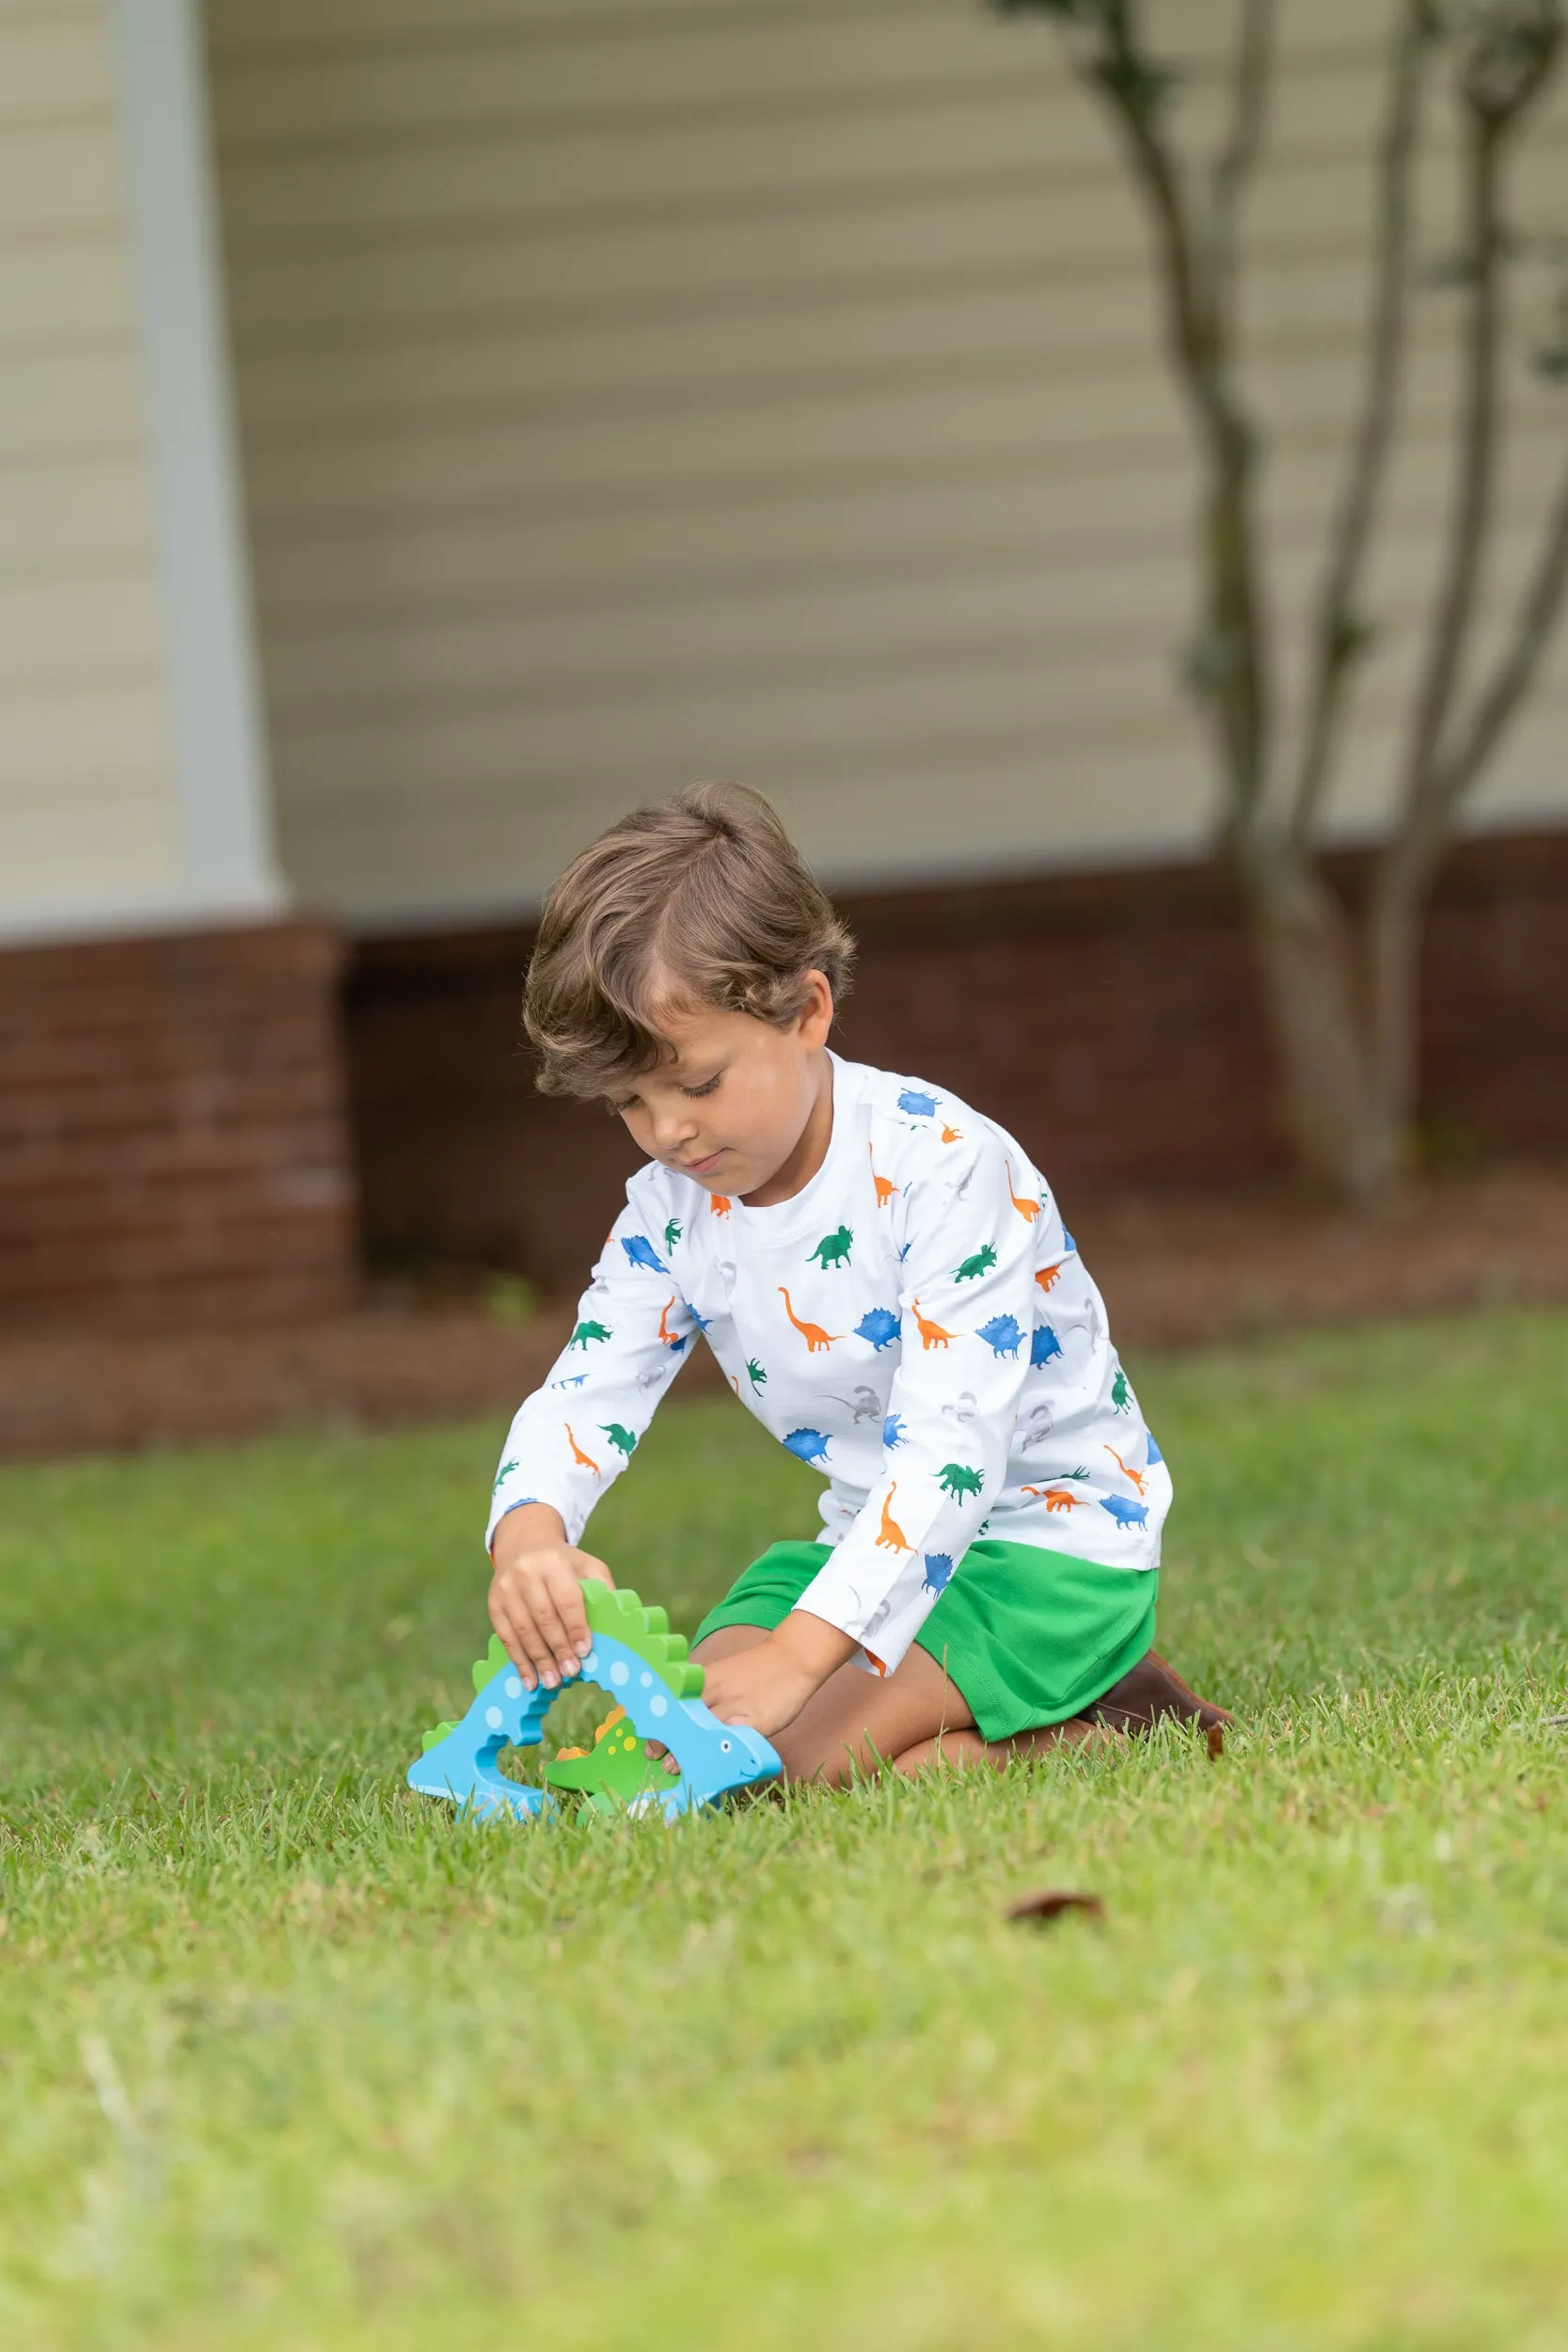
[{"x1": 1234, "y1": 837, "x2": 1402, "y2": 1201}]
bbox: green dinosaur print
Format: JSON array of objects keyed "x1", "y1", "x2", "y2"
[
  {"x1": 1112, "y1": 1370, "x2": 1132, "y2": 1414},
  {"x1": 600, "y1": 1422, "x2": 637, "y2": 1458},
  {"x1": 543, "y1": 1705, "x2": 664, "y2": 1808},
  {"x1": 746, "y1": 1358, "x2": 768, "y2": 1391},
  {"x1": 937, "y1": 1462, "x2": 984, "y2": 1501},
  {"x1": 491, "y1": 1456, "x2": 519, "y2": 1493},
  {"x1": 954, "y1": 1244, "x2": 998, "y2": 1282},
  {"x1": 809, "y1": 1225, "x2": 854, "y2": 1269},
  {"x1": 664, "y1": 1217, "x2": 683, "y2": 1256},
  {"x1": 568, "y1": 1319, "x2": 612, "y2": 1349}
]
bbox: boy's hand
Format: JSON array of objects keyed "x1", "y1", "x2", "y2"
[
  {"x1": 699, "y1": 1612, "x2": 857, "y2": 1740},
  {"x1": 488, "y1": 1502, "x2": 614, "y2": 1692}
]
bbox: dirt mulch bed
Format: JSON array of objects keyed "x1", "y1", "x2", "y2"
[{"x1": 4, "y1": 1163, "x2": 1566, "y2": 1462}]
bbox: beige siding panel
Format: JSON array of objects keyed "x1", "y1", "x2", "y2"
[
  {"x1": 208, "y1": 0, "x2": 1568, "y2": 916},
  {"x1": 0, "y1": 1, "x2": 181, "y2": 913}
]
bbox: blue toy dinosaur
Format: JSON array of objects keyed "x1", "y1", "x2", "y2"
[{"x1": 407, "y1": 1582, "x2": 781, "y2": 1823}]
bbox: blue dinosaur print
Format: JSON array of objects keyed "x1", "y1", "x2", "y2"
[
  {"x1": 784, "y1": 1427, "x2": 832, "y2": 1467},
  {"x1": 883, "y1": 1412, "x2": 908, "y2": 1450},
  {"x1": 897, "y1": 1241, "x2": 913, "y2": 1263},
  {"x1": 976, "y1": 1312, "x2": 1023, "y2": 1359},
  {"x1": 1146, "y1": 1432, "x2": 1164, "y2": 1465},
  {"x1": 923, "y1": 1553, "x2": 955, "y2": 1595},
  {"x1": 549, "y1": 1374, "x2": 589, "y2": 1389},
  {"x1": 1031, "y1": 1323, "x2": 1063, "y2": 1367},
  {"x1": 689, "y1": 1306, "x2": 711, "y2": 1335},
  {"x1": 855, "y1": 1307, "x2": 900, "y2": 1351},
  {"x1": 620, "y1": 1234, "x2": 668, "y2": 1275},
  {"x1": 1100, "y1": 1494, "x2": 1149, "y2": 1531},
  {"x1": 1062, "y1": 1229, "x2": 1076, "y2": 1252},
  {"x1": 897, "y1": 1089, "x2": 938, "y2": 1117}
]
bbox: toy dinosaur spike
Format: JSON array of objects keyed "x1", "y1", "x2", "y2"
[
  {"x1": 471, "y1": 1632, "x2": 508, "y2": 1693},
  {"x1": 407, "y1": 1578, "x2": 780, "y2": 1824}
]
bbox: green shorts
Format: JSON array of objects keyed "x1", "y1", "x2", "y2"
[{"x1": 694, "y1": 1537, "x2": 1158, "y2": 1743}]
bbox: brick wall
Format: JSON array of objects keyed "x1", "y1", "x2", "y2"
[
  {"x1": 0, "y1": 921, "x2": 357, "y2": 1329},
  {"x1": 342, "y1": 828, "x2": 1568, "y2": 1296}
]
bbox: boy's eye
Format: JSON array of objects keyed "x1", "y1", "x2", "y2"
[{"x1": 683, "y1": 1073, "x2": 721, "y2": 1099}]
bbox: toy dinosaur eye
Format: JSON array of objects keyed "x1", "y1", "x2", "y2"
[{"x1": 720, "y1": 1739, "x2": 732, "y2": 1752}]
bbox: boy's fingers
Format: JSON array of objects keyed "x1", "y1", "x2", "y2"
[
  {"x1": 526, "y1": 1575, "x2": 582, "y2": 1684},
  {"x1": 577, "y1": 1556, "x2": 616, "y2": 1592},
  {"x1": 497, "y1": 1591, "x2": 562, "y2": 1691}
]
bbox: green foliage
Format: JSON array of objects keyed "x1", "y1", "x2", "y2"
[{"x1": 1, "y1": 1312, "x2": 1566, "y2": 2347}]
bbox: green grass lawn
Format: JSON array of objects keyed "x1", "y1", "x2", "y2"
[{"x1": 3, "y1": 1310, "x2": 1566, "y2": 2352}]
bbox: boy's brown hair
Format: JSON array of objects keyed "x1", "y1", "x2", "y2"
[{"x1": 523, "y1": 782, "x2": 857, "y2": 1098}]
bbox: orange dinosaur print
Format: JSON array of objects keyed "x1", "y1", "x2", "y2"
[
  {"x1": 564, "y1": 1422, "x2": 601, "y2": 1478},
  {"x1": 875, "y1": 1483, "x2": 911, "y2": 1552},
  {"x1": 657, "y1": 1295, "x2": 685, "y2": 1349},
  {"x1": 911, "y1": 1298, "x2": 957, "y2": 1350},
  {"x1": 1023, "y1": 1484, "x2": 1083, "y2": 1513},
  {"x1": 1006, "y1": 1160, "x2": 1042, "y2": 1224},
  {"x1": 778, "y1": 1286, "x2": 841, "y2": 1353},
  {"x1": 1035, "y1": 1263, "x2": 1063, "y2": 1295},
  {"x1": 940, "y1": 1121, "x2": 963, "y2": 1144},
  {"x1": 869, "y1": 1144, "x2": 898, "y2": 1209},
  {"x1": 709, "y1": 1193, "x2": 731, "y2": 1217},
  {"x1": 1104, "y1": 1444, "x2": 1147, "y2": 1496}
]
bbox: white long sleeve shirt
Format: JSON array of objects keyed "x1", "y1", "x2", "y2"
[{"x1": 488, "y1": 1053, "x2": 1169, "y2": 1676}]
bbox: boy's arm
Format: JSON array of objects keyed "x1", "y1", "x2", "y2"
[
  {"x1": 486, "y1": 1184, "x2": 695, "y2": 1558},
  {"x1": 788, "y1": 1130, "x2": 1043, "y2": 1677}
]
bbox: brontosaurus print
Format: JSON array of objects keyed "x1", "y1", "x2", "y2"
[
  {"x1": 911, "y1": 1299, "x2": 956, "y2": 1350},
  {"x1": 876, "y1": 1484, "x2": 911, "y2": 1551},
  {"x1": 657, "y1": 1297, "x2": 688, "y2": 1353},
  {"x1": 710, "y1": 1194, "x2": 731, "y2": 1217},
  {"x1": 564, "y1": 1423, "x2": 601, "y2": 1478},
  {"x1": 1104, "y1": 1444, "x2": 1147, "y2": 1495},
  {"x1": 779, "y1": 1287, "x2": 841, "y2": 1353},
  {"x1": 1022, "y1": 1485, "x2": 1083, "y2": 1512},
  {"x1": 1035, "y1": 1263, "x2": 1062, "y2": 1295},
  {"x1": 870, "y1": 1146, "x2": 898, "y2": 1209},
  {"x1": 1005, "y1": 1160, "x2": 1041, "y2": 1223},
  {"x1": 940, "y1": 1121, "x2": 963, "y2": 1144}
]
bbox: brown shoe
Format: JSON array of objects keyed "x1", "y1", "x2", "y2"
[{"x1": 1080, "y1": 1648, "x2": 1233, "y2": 1738}]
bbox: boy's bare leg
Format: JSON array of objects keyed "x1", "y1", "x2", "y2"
[{"x1": 690, "y1": 1625, "x2": 1111, "y2": 1785}]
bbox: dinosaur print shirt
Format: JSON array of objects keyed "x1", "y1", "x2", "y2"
[{"x1": 487, "y1": 1054, "x2": 1170, "y2": 1677}]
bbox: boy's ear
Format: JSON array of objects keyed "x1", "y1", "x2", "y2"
[{"x1": 798, "y1": 967, "x2": 834, "y2": 1046}]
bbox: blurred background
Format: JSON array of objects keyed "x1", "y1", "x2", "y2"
[{"x1": 3, "y1": 0, "x2": 1567, "y2": 1448}]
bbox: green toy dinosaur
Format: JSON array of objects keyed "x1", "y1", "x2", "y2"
[{"x1": 543, "y1": 1704, "x2": 666, "y2": 1811}]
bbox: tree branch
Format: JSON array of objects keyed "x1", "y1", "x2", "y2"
[
  {"x1": 1209, "y1": 0, "x2": 1275, "y2": 333},
  {"x1": 1085, "y1": 4, "x2": 1273, "y2": 812},
  {"x1": 1420, "y1": 443, "x2": 1568, "y2": 829},
  {"x1": 1288, "y1": 1, "x2": 1430, "y2": 850}
]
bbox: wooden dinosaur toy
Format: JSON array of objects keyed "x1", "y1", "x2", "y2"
[{"x1": 406, "y1": 1581, "x2": 782, "y2": 1822}]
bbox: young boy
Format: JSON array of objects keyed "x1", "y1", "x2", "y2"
[{"x1": 488, "y1": 783, "x2": 1227, "y2": 1783}]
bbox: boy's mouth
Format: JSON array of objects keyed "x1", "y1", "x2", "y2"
[{"x1": 682, "y1": 1147, "x2": 727, "y2": 1175}]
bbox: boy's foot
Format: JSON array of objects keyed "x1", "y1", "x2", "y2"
[{"x1": 1080, "y1": 1649, "x2": 1232, "y2": 1738}]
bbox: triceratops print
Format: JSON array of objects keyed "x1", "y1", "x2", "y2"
[
  {"x1": 937, "y1": 1462, "x2": 983, "y2": 1502},
  {"x1": 568, "y1": 1319, "x2": 612, "y2": 1349},
  {"x1": 809, "y1": 1225, "x2": 853, "y2": 1269},
  {"x1": 954, "y1": 1244, "x2": 998, "y2": 1283}
]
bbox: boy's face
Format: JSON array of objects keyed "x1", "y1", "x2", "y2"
[{"x1": 610, "y1": 971, "x2": 834, "y2": 1201}]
